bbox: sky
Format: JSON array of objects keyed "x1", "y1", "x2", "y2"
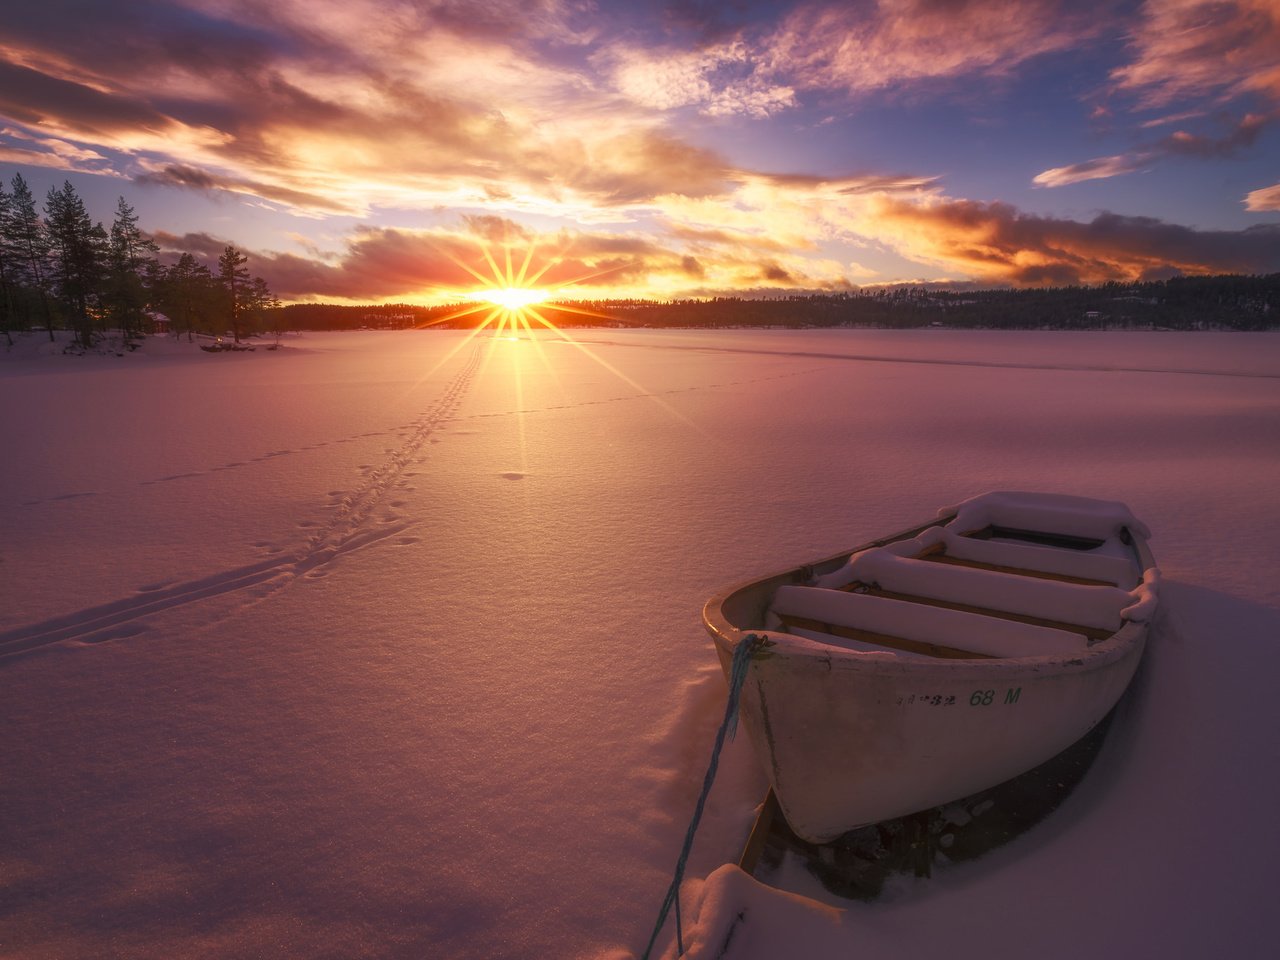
[{"x1": 2, "y1": 0, "x2": 1279, "y2": 304}]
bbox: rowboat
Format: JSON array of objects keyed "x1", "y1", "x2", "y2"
[{"x1": 702, "y1": 491, "x2": 1159, "y2": 845}]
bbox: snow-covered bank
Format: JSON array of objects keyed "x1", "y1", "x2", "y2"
[
  {"x1": 0, "y1": 329, "x2": 282, "y2": 363},
  {"x1": 1, "y1": 329, "x2": 1277, "y2": 959}
]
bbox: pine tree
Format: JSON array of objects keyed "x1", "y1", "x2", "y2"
[
  {"x1": 6, "y1": 173, "x2": 55, "y2": 340},
  {"x1": 0, "y1": 179, "x2": 14, "y2": 346},
  {"x1": 247, "y1": 274, "x2": 276, "y2": 317},
  {"x1": 246, "y1": 274, "x2": 281, "y2": 340},
  {"x1": 218, "y1": 244, "x2": 250, "y2": 342},
  {"x1": 45, "y1": 181, "x2": 106, "y2": 348},
  {"x1": 155, "y1": 252, "x2": 218, "y2": 341},
  {"x1": 105, "y1": 196, "x2": 159, "y2": 341}
]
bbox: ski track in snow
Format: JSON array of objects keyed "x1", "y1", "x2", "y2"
[{"x1": 0, "y1": 345, "x2": 482, "y2": 660}]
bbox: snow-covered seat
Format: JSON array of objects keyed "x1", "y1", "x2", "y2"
[
  {"x1": 943, "y1": 490, "x2": 1150, "y2": 542},
  {"x1": 814, "y1": 523, "x2": 1138, "y2": 590},
  {"x1": 770, "y1": 585, "x2": 1086, "y2": 659},
  {"x1": 843, "y1": 549, "x2": 1131, "y2": 633},
  {"x1": 937, "y1": 530, "x2": 1139, "y2": 587}
]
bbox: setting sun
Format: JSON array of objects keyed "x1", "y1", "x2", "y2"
[
  {"x1": 417, "y1": 236, "x2": 619, "y2": 340},
  {"x1": 469, "y1": 286, "x2": 550, "y2": 312}
]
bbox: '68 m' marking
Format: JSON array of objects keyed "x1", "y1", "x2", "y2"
[{"x1": 970, "y1": 687, "x2": 1022, "y2": 706}]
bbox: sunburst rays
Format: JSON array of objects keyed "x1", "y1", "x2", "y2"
[
  {"x1": 410, "y1": 233, "x2": 629, "y2": 337},
  {"x1": 401, "y1": 235, "x2": 705, "y2": 439}
]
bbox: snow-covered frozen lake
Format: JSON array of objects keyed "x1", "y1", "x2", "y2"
[{"x1": 2, "y1": 328, "x2": 1277, "y2": 959}]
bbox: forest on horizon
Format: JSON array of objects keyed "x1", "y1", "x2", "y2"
[{"x1": 282, "y1": 273, "x2": 1279, "y2": 333}]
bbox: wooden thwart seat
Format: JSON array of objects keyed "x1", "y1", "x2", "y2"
[
  {"x1": 844, "y1": 583, "x2": 1114, "y2": 643},
  {"x1": 770, "y1": 584, "x2": 1088, "y2": 660},
  {"x1": 842, "y1": 549, "x2": 1131, "y2": 633},
  {"x1": 777, "y1": 613, "x2": 994, "y2": 660},
  {"x1": 927, "y1": 533, "x2": 1136, "y2": 587},
  {"x1": 920, "y1": 547, "x2": 1119, "y2": 587}
]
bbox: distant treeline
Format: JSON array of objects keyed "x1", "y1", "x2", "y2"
[
  {"x1": 277, "y1": 274, "x2": 1279, "y2": 332},
  {"x1": 1, "y1": 173, "x2": 277, "y2": 349}
]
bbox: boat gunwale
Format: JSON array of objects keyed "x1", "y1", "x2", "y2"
[{"x1": 701, "y1": 512, "x2": 1156, "y2": 679}]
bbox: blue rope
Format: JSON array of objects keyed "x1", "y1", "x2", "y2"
[{"x1": 641, "y1": 633, "x2": 763, "y2": 960}]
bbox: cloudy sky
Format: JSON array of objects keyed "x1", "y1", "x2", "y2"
[{"x1": 2, "y1": 0, "x2": 1279, "y2": 303}]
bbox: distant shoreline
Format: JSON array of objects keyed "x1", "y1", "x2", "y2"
[{"x1": 270, "y1": 273, "x2": 1279, "y2": 333}]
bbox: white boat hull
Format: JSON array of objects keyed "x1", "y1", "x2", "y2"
[{"x1": 704, "y1": 493, "x2": 1157, "y2": 844}]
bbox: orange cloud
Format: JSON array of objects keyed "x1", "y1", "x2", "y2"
[
  {"x1": 152, "y1": 219, "x2": 707, "y2": 302},
  {"x1": 151, "y1": 188, "x2": 1280, "y2": 302},
  {"x1": 1245, "y1": 183, "x2": 1280, "y2": 211},
  {"x1": 1111, "y1": 0, "x2": 1280, "y2": 107},
  {"x1": 869, "y1": 196, "x2": 1280, "y2": 284},
  {"x1": 136, "y1": 163, "x2": 352, "y2": 214},
  {"x1": 1033, "y1": 112, "x2": 1274, "y2": 188},
  {"x1": 0, "y1": 1, "x2": 737, "y2": 220},
  {"x1": 1033, "y1": 153, "x2": 1154, "y2": 187},
  {"x1": 149, "y1": 211, "x2": 886, "y2": 304},
  {"x1": 558, "y1": 131, "x2": 733, "y2": 206}
]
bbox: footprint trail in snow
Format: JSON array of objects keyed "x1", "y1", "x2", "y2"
[{"x1": 0, "y1": 344, "x2": 482, "y2": 659}]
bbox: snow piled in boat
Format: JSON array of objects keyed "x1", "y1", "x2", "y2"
[
  {"x1": 944, "y1": 490, "x2": 1152, "y2": 540},
  {"x1": 797, "y1": 492, "x2": 1155, "y2": 650}
]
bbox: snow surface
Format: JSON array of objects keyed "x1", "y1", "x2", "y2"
[{"x1": 2, "y1": 328, "x2": 1278, "y2": 959}]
